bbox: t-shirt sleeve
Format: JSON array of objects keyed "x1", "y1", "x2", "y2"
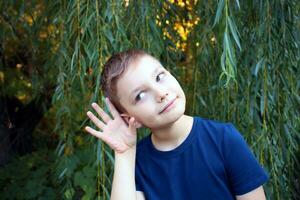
[{"x1": 223, "y1": 123, "x2": 269, "y2": 195}]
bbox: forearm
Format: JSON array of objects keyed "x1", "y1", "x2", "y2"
[
  {"x1": 236, "y1": 186, "x2": 266, "y2": 200},
  {"x1": 110, "y1": 146, "x2": 137, "y2": 200}
]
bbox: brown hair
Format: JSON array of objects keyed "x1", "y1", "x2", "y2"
[{"x1": 100, "y1": 49, "x2": 150, "y2": 114}]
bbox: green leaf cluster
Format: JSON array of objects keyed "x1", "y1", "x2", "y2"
[{"x1": 0, "y1": 0, "x2": 299, "y2": 200}]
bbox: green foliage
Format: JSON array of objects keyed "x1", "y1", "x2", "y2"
[
  {"x1": 0, "y1": 0, "x2": 299, "y2": 200},
  {"x1": 0, "y1": 150, "x2": 57, "y2": 200}
]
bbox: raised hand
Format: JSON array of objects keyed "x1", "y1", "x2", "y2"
[{"x1": 85, "y1": 97, "x2": 138, "y2": 153}]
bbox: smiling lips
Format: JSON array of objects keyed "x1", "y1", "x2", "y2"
[{"x1": 159, "y1": 97, "x2": 177, "y2": 114}]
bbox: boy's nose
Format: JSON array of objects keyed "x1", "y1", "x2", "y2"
[{"x1": 157, "y1": 91, "x2": 169, "y2": 103}]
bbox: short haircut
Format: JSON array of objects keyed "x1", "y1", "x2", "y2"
[{"x1": 100, "y1": 49, "x2": 150, "y2": 114}]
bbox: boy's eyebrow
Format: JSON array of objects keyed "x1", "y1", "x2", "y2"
[{"x1": 129, "y1": 66, "x2": 162, "y2": 98}]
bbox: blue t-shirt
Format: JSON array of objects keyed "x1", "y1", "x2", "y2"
[{"x1": 135, "y1": 116, "x2": 269, "y2": 200}]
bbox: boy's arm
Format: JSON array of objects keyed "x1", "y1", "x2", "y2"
[
  {"x1": 236, "y1": 186, "x2": 266, "y2": 200},
  {"x1": 84, "y1": 99, "x2": 142, "y2": 199},
  {"x1": 110, "y1": 146, "x2": 138, "y2": 200},
  {"x1": 136, "y1": 191, "x2": 146, "y2": 200}
]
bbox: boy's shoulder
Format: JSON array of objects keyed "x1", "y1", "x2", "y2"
[
  {"x1": 190, "y1": 116, "x2": 235, "y2": 138},
  {"x1": 197, "y1": 116, "x2": 242, "y2": 141},
  {"x1": 197, "y1": 116, "x2": 231, "y2": 126}
]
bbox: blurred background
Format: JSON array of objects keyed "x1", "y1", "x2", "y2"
[{"x1": 0, "y1": 0, "x2": 299, "y2": 199}]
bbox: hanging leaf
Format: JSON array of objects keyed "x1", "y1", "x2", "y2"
[
  {"x1": 228, "y1": 17, "x2": 242, "y2": 51},
  {"x1": 213, "y1": 0, "x2": 225, "y2": 27}
]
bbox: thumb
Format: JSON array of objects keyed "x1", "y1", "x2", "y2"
[{"x1": 128, "y1": 117, "x2": 137, "y2": 134}]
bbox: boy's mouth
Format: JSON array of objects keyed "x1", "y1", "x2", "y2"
[{"x1": 159, "y1": 97, "x2": 177, "y2": 114}]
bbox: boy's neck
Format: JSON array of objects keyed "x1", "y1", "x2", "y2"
[{"x1": 150, "y1": 114, "x2": 194, "y2": 151}]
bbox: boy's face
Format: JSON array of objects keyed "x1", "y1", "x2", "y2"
[{"x1": 116, "y1": 55, "x2": 186, "y2": 129}]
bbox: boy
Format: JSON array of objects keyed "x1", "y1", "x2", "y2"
[{"x1": 85, "y1": 49, "x2": 269, "y2": 200}]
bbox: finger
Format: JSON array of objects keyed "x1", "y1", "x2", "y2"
[
  {"x1": 91, "y1": 102, "x2": 111, "y2": 123},
  {"x1": 85, "y1": 126, "x2": 123, "y2": 152},
  {"x1": 85, "y1": 126, "x2": 104, "y2": 140},
  {"x1": 105, "y1": 97, "x2": 120, "y2": 119},
  {"x1": 87, "y1": 111, "x2": 105, "y2": 130},
  {"x1": 128, "y1": 117, "x2": 137, "y2": 135}
]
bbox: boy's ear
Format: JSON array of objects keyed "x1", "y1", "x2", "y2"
[{"x1": 120, "y1": 113, "x2": 143, "y2": 128}]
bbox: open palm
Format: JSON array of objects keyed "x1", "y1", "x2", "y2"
[{"x1": 85, "y1": 98, "x2": 137, "y2": 153}]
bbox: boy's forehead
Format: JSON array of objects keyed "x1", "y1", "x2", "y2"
[
  {"x1": 122, "y1": 55, "x2": 163, "y2": 79},
  {"x1": 131, "y1": 55, "x2": 161, "y2": 69}
]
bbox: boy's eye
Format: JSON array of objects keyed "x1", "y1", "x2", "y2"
[
  {"x1": 156, "y1": 72, "x2": 165, "y2": 82},
  {"x1": 135, "y1": 91, "x2": 145, "y2": 102},
  {"x1": 134, "y1": 72, "x2": 166, "y2": 103}
]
